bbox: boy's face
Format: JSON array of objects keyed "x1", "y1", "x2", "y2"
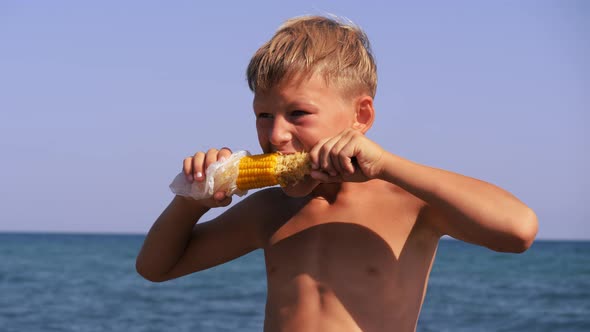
[{"x1": 253, "y1": 73, "x2": 358, "y2": 196}]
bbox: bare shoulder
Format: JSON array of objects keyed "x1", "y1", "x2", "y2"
[
  {"x1": 215, "y1": 187, "x2": 282, "y2": 221},
  {"x1": 364, "y1": 180, "x2": 423, "y2": 210},
  {"x1": 366, "y1": 180, "x2": 441, "y2": 239},
  {"x1": 213, "y1": 188, "x2": 293, "y2": 243},
  {"x1": 227, "y1": 187, "x2": 292, "y2": 222}
]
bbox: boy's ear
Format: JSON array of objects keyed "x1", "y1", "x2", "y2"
[{"x1": 352, "y1": 95, "x2": 375, "y2": 133}]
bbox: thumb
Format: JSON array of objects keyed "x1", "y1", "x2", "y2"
[{"x1": 212, "y1": 191, "x2": 232, "y2": 207}]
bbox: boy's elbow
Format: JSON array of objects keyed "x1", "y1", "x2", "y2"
[
  {"x1": 135, "y1": 258, "x2": 168, "y2": 283},
  {"x1": 505, "y1": 206, "x2": 539, "y2": 253}
]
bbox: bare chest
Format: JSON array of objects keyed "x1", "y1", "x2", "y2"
[
  {"x1": 261, "y1": 190, "x2": 439, "y2": 331},
  {"x1": 265, "y1": 192, "x2": 419, "y2": 257},
  {"x1": 263, "y1": 190, "x2": 433, "y2": 283}
]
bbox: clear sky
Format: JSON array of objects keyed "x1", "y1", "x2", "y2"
[{"x1": 1, "y1": 1, "x2": 588, "y2": 239}]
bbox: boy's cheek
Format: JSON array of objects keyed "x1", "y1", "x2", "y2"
[{"x1": 256, "y1": 134, "x2": 272, "y2": 153}]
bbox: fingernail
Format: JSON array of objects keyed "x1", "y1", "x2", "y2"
[
  {"x1": 311, "y1": 163, "x2": 318, "y2": 169},
  {"x1": 196, "y1": 172, "x2": 203, "y2": 179},
  {"x1": 186, "y1": 174, "x2": 194, "y2": 182}
]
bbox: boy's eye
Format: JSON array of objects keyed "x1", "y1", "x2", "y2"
[
  {"x1": 257, "y1": 113, "x2": 273, "y2": 119},
  {"x1": 290, "y1": 110, "x2": 308, "y2": 117}
]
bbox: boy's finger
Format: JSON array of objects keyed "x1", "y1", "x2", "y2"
[
  {"x1": 334, "y1": 153, "x2": 354, "y2": 175},
  {"x1": 319, "y1": 138, "x2": 339, "y2": 176},
  {"x1": 329, "y1": 150, "x2": 345, "y2": 176},
  {"x1": 183, "y1": 157, "x2": 194, "y2": 182},
  {"x1": 310, "y1": 170, "x2": 342, "y2": 184},
  {"x1": 309, "y1": 137, "x2": 330, "y2": 169},
  {"x1": 204, "y1": 148, "x2": 219, "y2": 170},
  {"x1": 330, "y1": 134, "x2": 354, "y2": 175},
  {"x1": 192, "y1": 152, "x2": 206, "y2": 181},
  {"x1": 218, "y1": 147, "x2": 232, "y2": 161},
  {"x1": 213, "y1": 192, "x2": 232, "y2": 207},
  {"x1": 338, "y1": 138, "x2": 358, "y2": 175}
]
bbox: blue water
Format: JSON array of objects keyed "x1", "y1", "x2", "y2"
[{"x1": 0, "y1": 233, "x2": 588, "y2": 332}]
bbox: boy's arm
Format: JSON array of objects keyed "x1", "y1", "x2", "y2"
[
  {"x1": 136, "y1": 193, "x2": 266, "y2": 282},
  {"x1": 378, "y1": 152, "x2": 538, "y2": 253},
  {"x1": 137, "y1": 147, "x2": 267, "y2": 282},
  {"x1": 310, "y1": 129, "x2": 538, "y2": 253}
]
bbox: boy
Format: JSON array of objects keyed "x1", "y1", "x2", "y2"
[{"x1": 136, "y1": 16, "x2": 538, "y2": 332}]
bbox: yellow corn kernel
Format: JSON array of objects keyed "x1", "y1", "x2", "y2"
[
  {"x1": 236, "y1": 153, "x2": 279, "y2": 190},
  {"x1": 236, "y1": 152, "x2": 310, "y2": 190}
]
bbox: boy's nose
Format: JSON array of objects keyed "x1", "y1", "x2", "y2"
[{"x1": 268, "y1": 117, "x2": 292, "y2": 146}]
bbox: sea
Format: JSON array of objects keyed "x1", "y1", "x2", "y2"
[{"x1": 0, "y1": 233, "x2": 588, "y2": 332}]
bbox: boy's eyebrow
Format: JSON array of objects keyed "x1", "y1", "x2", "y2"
[
  {"x1": 285, "y1": 100, "x2": 318, "y2": 110},
  {"x1": 252, "y1": 96, "x2": 319, "y2": 112}
]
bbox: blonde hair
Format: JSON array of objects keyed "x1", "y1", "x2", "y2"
[{"x1": 246, "y1": 15, "x2": 377, "y2": 98}]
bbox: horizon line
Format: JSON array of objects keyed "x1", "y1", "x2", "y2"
[{"x1": 0, "y1": 230, "x2": 587, "y2": 242}]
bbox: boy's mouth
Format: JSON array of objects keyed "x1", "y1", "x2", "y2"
[{"x1": 272, "y1": 150, "x2": 303, "y2": 155}]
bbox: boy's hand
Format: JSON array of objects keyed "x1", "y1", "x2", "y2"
[
  {"x1": 309, "y1": 129, "x2": 385, "y2": 183},
  {"x1": 182, "y1": 147, "x2": 233, "y2": 208}
]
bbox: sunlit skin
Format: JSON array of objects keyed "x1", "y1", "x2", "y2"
[{"x1": 137, "y1": 74, "x2": 538, "y2": 332}]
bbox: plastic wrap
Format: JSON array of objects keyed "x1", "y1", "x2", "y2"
[{"x1": 169, "y1": 150, "x2": 250, "y2": 200}]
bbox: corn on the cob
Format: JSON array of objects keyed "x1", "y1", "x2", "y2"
[
  {"x1": 236, "y1": 152, "x2": 311, "y2": 190},
  {"x1": 169, "y1": 150, "x2": 311, "y2": 200}
]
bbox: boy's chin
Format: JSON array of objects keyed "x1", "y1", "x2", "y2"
[{"x1": 280, "y1": 176, "x2": 318, "y2": 197}]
